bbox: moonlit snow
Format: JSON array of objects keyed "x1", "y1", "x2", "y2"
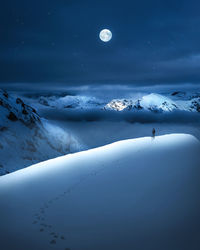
[{"x1": 0, "y1": 134, "x2": 200, "y2": 250}]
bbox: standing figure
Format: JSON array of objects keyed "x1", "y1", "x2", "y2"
[{"x1": 152, "y1": 128, "x2": 156, "y2": 138}]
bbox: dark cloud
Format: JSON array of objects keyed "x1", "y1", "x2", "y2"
[{"x1": 1, "y1": 0, "x2": 200, "y2": 85}]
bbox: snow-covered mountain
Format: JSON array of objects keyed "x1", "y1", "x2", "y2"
[
  {"x1": 0, "y1": 89, "x2": 81, "y2": 175},
  {"x1": 0, "y1": 134, "x2": 199, "y2": 250},
  {"x1": 105, "y1": 93, "x2": 200, "y2": 112},
  {"x1": 37, "y1": 95, "x2": 105, "y2": 109},
  {"x1": 28, "y1": 92, "x2": 200, "y2": 113}
]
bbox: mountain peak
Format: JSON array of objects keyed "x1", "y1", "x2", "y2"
[{"x1": 0, "y1": 89, "x2": 41, "y2": 128}]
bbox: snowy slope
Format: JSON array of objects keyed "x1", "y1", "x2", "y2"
[
  {"x1": 0, "y1": 89, "x2": 81, "y2": 175},
  {"x1": 0, "y1": 134, "x2": 200, "y2": 250}
]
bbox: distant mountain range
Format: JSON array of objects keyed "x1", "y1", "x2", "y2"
[
  {"x1": 30, "y1": 91, "x2": 200, "y2": 113},
  {"x1": 105, "y1": 93, "x2": 200, "y2": 112}
]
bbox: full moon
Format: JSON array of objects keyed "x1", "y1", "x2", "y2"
[{"x1": 99, "y1": 29, "x2": 112, "y2": 42}]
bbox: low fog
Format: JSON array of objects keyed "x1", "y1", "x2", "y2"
[
  {"x1": 40, "y1": 108, "x2": 200, "y2": 124},
  {"x1": 1, "y1": 83, "x2": 200, "y2": 150}
]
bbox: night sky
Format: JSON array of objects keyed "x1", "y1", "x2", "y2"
[{"x1": 1, "y1": 0, "x2": 200, "y2": 86}]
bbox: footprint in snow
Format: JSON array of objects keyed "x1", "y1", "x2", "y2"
[{"x1": 33, "y1": 190, "x2": 73, "y2": 247}]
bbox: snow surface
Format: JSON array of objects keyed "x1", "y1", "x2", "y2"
[{"x1": 0, "y1": 134, "x2": 200, "y2": 250}]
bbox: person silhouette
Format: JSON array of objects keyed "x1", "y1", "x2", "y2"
[{"x1": 152, "y1": 128, "x2": 156, "y2": 138}]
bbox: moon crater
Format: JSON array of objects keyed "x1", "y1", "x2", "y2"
[{"x1": 99, "y1": 29, "x2": 112, "y2": 42}]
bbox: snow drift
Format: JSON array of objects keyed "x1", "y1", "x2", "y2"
[{"x1": 0, "y1": 134, "x2": 200, "y2": 250}]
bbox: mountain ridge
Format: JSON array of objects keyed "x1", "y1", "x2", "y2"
[
  {"x1": 28, "y1": 92, "x2": 200, "y2": 113},
  {"x1": 0, "y1": 89, "x2": 80, "y2": 175}
]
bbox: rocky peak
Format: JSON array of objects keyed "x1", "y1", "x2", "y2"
[{"x1": 0, "y1": 89, "x2": 41, "y2": 127}]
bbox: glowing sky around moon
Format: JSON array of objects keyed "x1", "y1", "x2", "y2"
[{"x1": 99, "y1": 29, "x2": 112, "y2": 42}]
